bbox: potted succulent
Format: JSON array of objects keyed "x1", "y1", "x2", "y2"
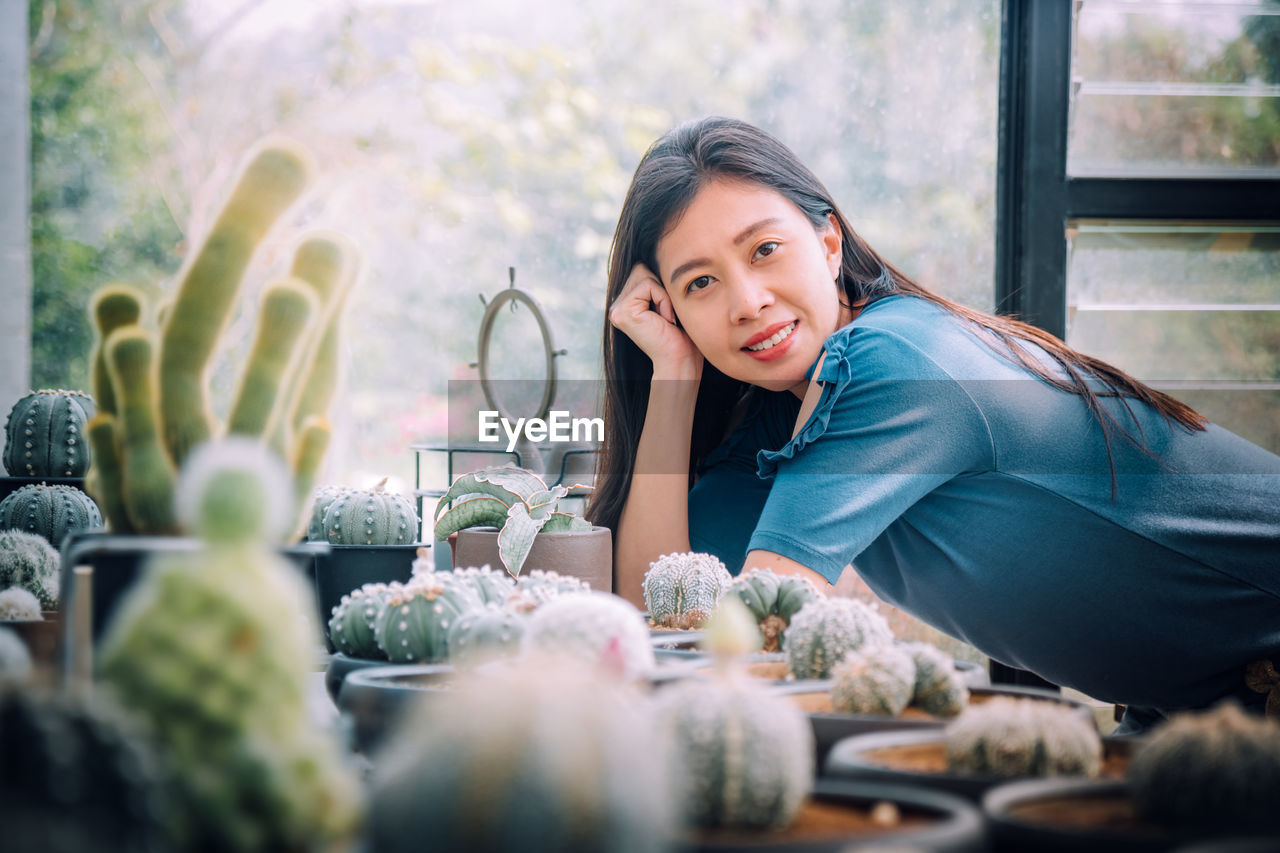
[
  {"x1": 433, "y1": 465, "x2": 612, "y2": 591},
  {"x1": 0, "y1": 530, "x2": 63, "y2": 675},
  {"x1": 0, "y1": 389, "x2": 97, "y2": 502}
]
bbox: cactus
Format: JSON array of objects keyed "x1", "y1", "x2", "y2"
[
  {"x1": 447, "y1": 603, "x2": 527, "y2": 670},
  {"x1": 903, "y1": 641, "x2": 969, "y2": 717},
  {"x1": 520, "y1": 591, "x2": 655, "y2": 680},
  {"x1": 727, "y1": 567, "x2": 821, "y2": 652},
  {"x1": 432, "y1": 465, "x2": 591, "y2": 578},
  {"x1": 321, "y1": 479, "x2": 419, "y2": 545},
  {"x1": 327, "y1": 582, "x2": 392, "y2": 659},
  {"x1": 0, "y1": 626, "x2": 33, "y2": 683},
  {"x1": 374, "y1": 574, "x2": 483, "y2": 663},
  {"x1": 0, "y1": 482, "x2": 103, "y2": 551},
  {"x1": 643, "y1": 551, "x2": 732, "y2": 630},
  {"x1": 449, "y1": 564, "x2": 518, "y2": 605},
  {"x1": 0, "y1": 587, "x2": 43, "y2": 621},
  {"x1": 368, "y1": 659, "x2": 677, "y2": 853},
  {"x1": 513, "y1": 568, "x2": 590, "y2": 607},
  {"x1": 784, "y1": 597, "x2": 893, "y2": 680},
  {"x1": 0, "y1": 529, "x2": 60, "y2": 609},
  {"x1": 99, "y1": 439, "x2": 362, "y2": 851},
  {"x1": 944, "y1": 696, "x2": 1102, "y2": 779},
  {"x1": 3, "y1": 389, "x2": 95, "y2": 477},
  {"x1": 829, "y1": 643, "x2": 917, "y2": 716},
  {"x1": 87, "y1": 285, "x2": 143, "y2": 418},
  {"x1": 1128, "y1": 702, "x2": 1280, "y2": 833},
  {"x1": 305, "y1": 484, "x2": 355, "y2": 542}
]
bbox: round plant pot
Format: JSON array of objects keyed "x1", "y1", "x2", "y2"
[
  {"x1": 337, "y1": 663, "x2": 457, "y2": 756},
  {"x1": 453, "y1": 525, "x2": 612, "y2": 593},
  {"x1": 687, "y1": 778, "x2": 985, "y2": 852},
  {"x1": 1, "y1": 614, "x2": 60, "y2": 680},
  {"x1": 324, "y1": 651, "x2": 399, "y2": 703},
  {"x1": 649, "y1": 628, "x2": 706, "y2": 651},
  {"x1": 825, "y1": 727, "x2": 1136, "y2": 802},
  {"x1": 312, "y1": 543, "x2": 420, "y2": 647},
  {"x1": 695, "y1": 651, "x2": 792, "y2": 683}
]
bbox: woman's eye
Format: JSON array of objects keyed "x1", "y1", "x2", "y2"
[
  {"x1": 754, "y1": 241, "x2": 779, "y2": 259},
  {"x1": 687, "y1": 275, "x2": 712, "y2": 293}
]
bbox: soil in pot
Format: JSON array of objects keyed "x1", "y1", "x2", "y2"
[
  {"x1": 694, "y1": 652, "x2": 791, "y2": 682},
  {"x1": 859, "y1": 733, "x2": 1133, "y2": 780}
]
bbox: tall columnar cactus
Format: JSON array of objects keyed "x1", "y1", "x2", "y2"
[
  {"x1": 368, "y1": 660, "x2": 677, "y2": 853},
  {"x1": 520, "y1": 591, "x2": 655, "y2": 680},
  {"x1": 643, "y1": 551, "x2": 732, "y2": 629},
  {"x1": 3, "y1": 389, "x2": 95, "y2": 477},
  {"x1": 727, "y1": 567, "x2": 820, "y2": 652},
  {"x1": 87, "y1": 285, "x2": 143, "y2": 418},
  {"x1": 829, "y1": 643, "x2": 917, "y2": 716},
  {"x1": 99, "y1": 439, "x2": 362, "y2": 851},
  {"x1": 0, "y1": 483, "x2": 103, "y2": 551},
  {"x1": 0, "y1": 529, "x2": 61, "y2": 610},
  {"x1": 1128, "y1": 702, "x2": 1280, "y2": 833},
  {"x1": 447, "y1": 603, "x2": 527, "y2": 670},
  {"x1": 784, "y1": 597, "x2": 893, "y2": 680},
  {"x1": 321, "y1": 479, "x2": 419, "y2": 545},
  {"x1": 903, "y1": 641, "x2": 969, "y2": 717},
  {"x1": 327, "y1": 582, "x2": 393, "y2": 659},
  {"x1": 374, "y1": 574, "x2": 482, "y2": 663},
  {"x1": 944, "y1": 696, "x2": 1102, "y2": 779}
]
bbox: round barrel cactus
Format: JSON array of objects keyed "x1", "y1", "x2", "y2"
[
  {"x1": 653, "y1": 674, "x2": 813, "y2": 829},
  {"x1": 0, "y1": 587, "x2": 42, "y2": 621},
  {"x1": 375, "y1": 574, "x2": 482, "y2": 663},
  {"x1": 944, "y1": 696, "x2": 1102, "y2": 779},
  {"x1": 305, "y1": 484, "x2": 355, "y2": 542},
  {"x1": 0, "y1": 529, "x2": 61, "y2": 609},
  {"x1": 520, "y1": 591, "x2": 654, "y2": 680},
  {"x1": 829, "y1": 643, "x2": 916, "y2": 716},
  {"x1": 3, "y1": 389, "x2": 95, "y2": 477},
  {"x1": 321, "y1": 480, "x2": 418, "y2": 545},
  {"x1": 513, "y1": 568, "x2": 589, "y2": 608},
  {"x1": 0, "y1": 483, "x2": 103, "y2": 551},
  {"x1": 903, "y1": 641, "x2": 969, "y2": 716},
  {"x1": 447, "y1": 603, "x2": 527, "y2": 670},
  {"x1": 784, "y1": 597, "x2": 893, "y2": 680},
  {"x1": 328, "y1": 582, "x2": 392, "y2": 659},
  {"x1": 728, "y1": 567, "x2": 820, "y2": 652},
  {"x1": 450, "y1": 564, "x2": 517, "y2": 606},
  {"x1": 643, "y1": 551, "x2": 731, "y2": 629}
]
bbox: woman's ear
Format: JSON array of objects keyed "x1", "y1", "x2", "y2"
[{"x1": 824, "y1": 213, "x2": 842, "y2": 281}]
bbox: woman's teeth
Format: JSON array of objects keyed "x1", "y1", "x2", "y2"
[{"x1": 746, "y1": 321, "x2": 796, "y2": 352}]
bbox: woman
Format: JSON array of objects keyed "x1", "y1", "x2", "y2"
[{"x1": 589, "y1": 116, "x2": 1280, "y2": 728}]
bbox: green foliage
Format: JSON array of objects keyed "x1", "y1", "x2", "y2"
[{"x1": 727, "y1": 567, "x2": 821, "y2": 652}]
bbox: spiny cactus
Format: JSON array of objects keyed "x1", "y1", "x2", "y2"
[
  {"x1": 944, "y1": 696, "x2": 1102, "y2": 779},
  {"x1": 1129, "y1": 702, "x2": 1280, "y2": 833},
  {"x1": 321, "y1": 479, "x2": 419, "y2": 545},
  {"x1": 0, "y1": 627, "x2": 33, "y2": 684},
  {"x1": 327, "y1": 582, "x2": 392, "y2": 659},
  {"x1": 520, "y1": 591, "x2": 655, "y2": 680},
  {"x1": 0, "y1": 530, "x2": 60, "y2": 609},
  {"x1": 0, "y1": 483, "x2": 103, "y2": 551},
  {"x1": 903, "y1": 641, "x2": 969, "y2": 717},
  {"x1": 0, "y1": 587, "x2": 42, "y2": 621},
  {"x1": 374, "y1": 574, "x2": 482, "y2": 663},
  {"x1": 784, "y1": 597, "x2": 893, "y2": 680},
  {"x1": 99, "y1": 439, "x2": 362, "y2": 852},
  {"x1": 368, "y1": 659, "x2": 677, "y2": 853},
  {"x1": 3, "y1": 389, "x2": 95, "y2": 477},
  {"x1": 513, "y1": 568, "x2": 590, "y2": 608},
  {"x1": 305, "y1": 484, "x2": 355, "y2": 542},
  {"x1": 449, "y1": 564, "x2": 518, "y2": 605},
  {"x1": 643, "y1": 551, "x2": 732, "y2": 630},
  {"x1": 727, "y1": 567, "x2": 821, "y2": 652},
  {"x1": 829, "y1": 643, "x2": 917, "y2": 716},
  {"x1": 447, "y1": 603, "x2": 527, "y2": 670}
]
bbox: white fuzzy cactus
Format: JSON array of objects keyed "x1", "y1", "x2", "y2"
[
  {"x1": 0, "y1": 587, "x2": 42, "y2": 621},
  {"x1": 945, "y1": 696, "x2": 1102, "y2": 778},
  {"x1": 903, "y1": 641, "x2": 969, "y2": 716},
  {"x1": 520, "y1": 591, "x2": 655, "y2": 680},
  {"x1": 513, "y1": 568, "x2": 590, "y2": 608},
  {"x1": 829, "y1": 643, "x2": 916, "y2": 716},
  {"x1": 643, "y1": 551, "x2": 732, "y2": 630},
  {"x1": 784, "y1": 597, "x2": 893, "y2": 679}
]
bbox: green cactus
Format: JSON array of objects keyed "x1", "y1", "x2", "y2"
[
  {"x1": 0, "y1": 483, "x2": 103, "y2": 552},
  {"x1": 322, "y1": 479, "x2": 419, "y2": 545},
  {"x1": 653, "y1": 671, "x2": 813, "y2": 829},
  {"x1": 305, "y1": 484, "x2": 355, "y2": 542},
  {"x1": 87, "y1": 284, "x2": 144, "y2": 418},
  {"x1": 0, "y1": 529, "x2": 61, "y2": 609},
  {"x1": 829, "y1": 643, "x2": 916, "y2": 716},
  {"x1": 0, "y1": 626, "x2": 33, "y2": 684},
  {"x1": 903, "y1": 641, "x2": 969, "y2": 717},
  {"x1": 449, "y1": 564, "x2": 518, "y2": 605},
  {"x1": 1129, "y1": 702, "x2": 1280, "y2": 833},
  {"x1": 375, "y1": 574, "x2": 482, "y2": 663},
  {"x1": 368, "y1": 659, "x2": 677, "y2": 853},
  {"x1": 226, "y1": 279, "x2": 318, "y2": 440},
  {"x1": 727, "y1": 568, "x2": 820, "y2": 652},
  {"x1": 327, "y1": 582, "x2": 392, "y2": 659},
  {"x1": 944, "y1": 696, "x2": 1103, "y2": 779},
  {"x1": 784, "y1": 597, "x2": 893, "y2": 680},
  {"x1": 3, "y1": 389, "x2": 96, "y2": 477},
  {"x1": 432, "y1": 465, "x2": 591, "y2": 578},
  {"x1": 643, "y1": 551, "x2": 732, "y2": 630},
  {"x1": 520, "y1": 591, "x2": 655, "y2": 680},
  {"x1": 513, "y1": 568, "x2": 590, "y2": 608},
  {"x1": 447, "y1": 603, "x2": 527, "y2": 670},
  {"x1": 0, "y1": 587, "x2": 43, "y2": 621},
  {"x1": 99, "y1": 439, "x2": 362, "y2": 851}
]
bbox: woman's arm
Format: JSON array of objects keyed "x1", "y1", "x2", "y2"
[{"x1": 743, "y1": 549, "x2": 832, "y2": 590}]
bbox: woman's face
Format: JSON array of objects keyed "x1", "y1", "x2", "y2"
[{"x1": 655, "y1": 178, "x2": 850, "y2": 396}]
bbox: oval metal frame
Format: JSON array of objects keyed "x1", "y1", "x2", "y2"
[{"x1": 476, "y1": 285, "x2": 557, "y2": 422}]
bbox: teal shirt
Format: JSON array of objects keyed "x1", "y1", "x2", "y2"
[{"x1": 687, "y1": 295, "x2": 1280, "y2": 710}]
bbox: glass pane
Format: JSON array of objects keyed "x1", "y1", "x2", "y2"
[
  {"x1": 1069, "y1": 0, "x2": 1280, "y2": 176},
  {"x1": 1066, "y1": 220, "x2": 1280, "y2": 451}
]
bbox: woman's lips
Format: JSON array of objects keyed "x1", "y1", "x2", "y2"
[{"x1": 743, "y1": 320, "x2": 798, "y2": 361}]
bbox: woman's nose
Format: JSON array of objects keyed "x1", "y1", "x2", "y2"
[{"x1": 728, "y1": 275, "x2": 773, "y2": 323}]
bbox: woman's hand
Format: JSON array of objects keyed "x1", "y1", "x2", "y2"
[{"x1": 609, "y1": 264, "x2": 703, "y2": 378}]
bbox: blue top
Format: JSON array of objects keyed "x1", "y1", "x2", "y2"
[{"x1": 687, "y1": 294, "x2": 1280, "y2": 710}]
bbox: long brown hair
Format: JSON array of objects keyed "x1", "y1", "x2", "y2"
[{"x1": 587, "y1": 116, "x2": 1205, "y2": 534}]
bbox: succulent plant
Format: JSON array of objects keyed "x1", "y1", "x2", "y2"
[
  {"x1": 368, "y1": 658, "x2": 677, "y2": 853},
  {"x1": 0, "y1": 587, "x2": 42, "y2": 621},
  {"x1": 903, "y1": 641, "x2": 969, "y2": 716},
  {"x1": 1129, "y1": 702, "x2": 1280, "y2": 833},
  {"x1": 449, "y1": 564, "x2": 518, "y2": 605},
  {"x1": 520, "y1": 591, "x2": 655, "y2": 680},
  {"x1": 0, "y1": 529, "x2": 60, "y2": 609},
  {"x1": 320, "y1": 478, "x2": 419, "y2": 545},
  {"x1": 513, "y1": 568, "x2": 590, "y2": 608},
  {"x1": 327, "y1": 582, "x2": 392, "y2": 659},
  {"x1": 829, "y1": 643, "x2": 917, "y2": 716},
  {"x1": 374, "y1": 574, "x2": 483, "y2": 663},
  {"x1": 784, "y1": 597, "x2": 893, "y2": 680},
  {"x1": 727, "y1": 567, "x2": 821, "y2": 652},
  {"x1": 0, "y1": 627, "x2": 33, "y2": 684},
  {"x1": 305, "y1": 484, "x2": 355, "y2": 543},
  {"x1": 432, "y1": 465, "x2": 591, "y2": 578},
  {"x1": 99, "y1": 439, "x2": 362, "y2": 851},
  {"x1": 944, "y1": 696, "x2": 1102, "y2": 779},
  {"x1": 447, "y1": 603, "x2": 528, "y2": 670},
  {"x1": 0, "y1": 482, "x2": 103, "y2": 551},
  {"x1": 643, "y1": 551, "x2": 732, "y2": 630},
  {"x1": 3, "y1": 389, "x2": 96, "y2": 477}
]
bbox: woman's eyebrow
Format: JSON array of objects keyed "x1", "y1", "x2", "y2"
[{"x1": 668, "y1": 218, "x2": 785, "y2": 284}]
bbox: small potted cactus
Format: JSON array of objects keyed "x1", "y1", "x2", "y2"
[
  {"x1": 0, "y1": 482, "x2": 103, "y2": 551},
  {"x1": 0, "y1": 389, "x2": 97, "y2": 502},
  {"x1": 643, "y1": 550, "x2": 731, "y2": 639},
  {"x1": 725, "y1": 566, "x2": 821, "y2": 652}
]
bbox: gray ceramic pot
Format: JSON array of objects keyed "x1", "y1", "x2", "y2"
[{"x1": 453, "y1": 524, "x2": 612, "y2": 592}]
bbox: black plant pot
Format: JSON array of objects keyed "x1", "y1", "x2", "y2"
[
  {"x1": 324, "y1": 651, "x2": 396, "y2": 704},
  {"x1": 311, "y1": 543, "x2": 420, "y2": 648},
  {"x1": 337, "y1": 663, "x2": 456, "y2": 755}
]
